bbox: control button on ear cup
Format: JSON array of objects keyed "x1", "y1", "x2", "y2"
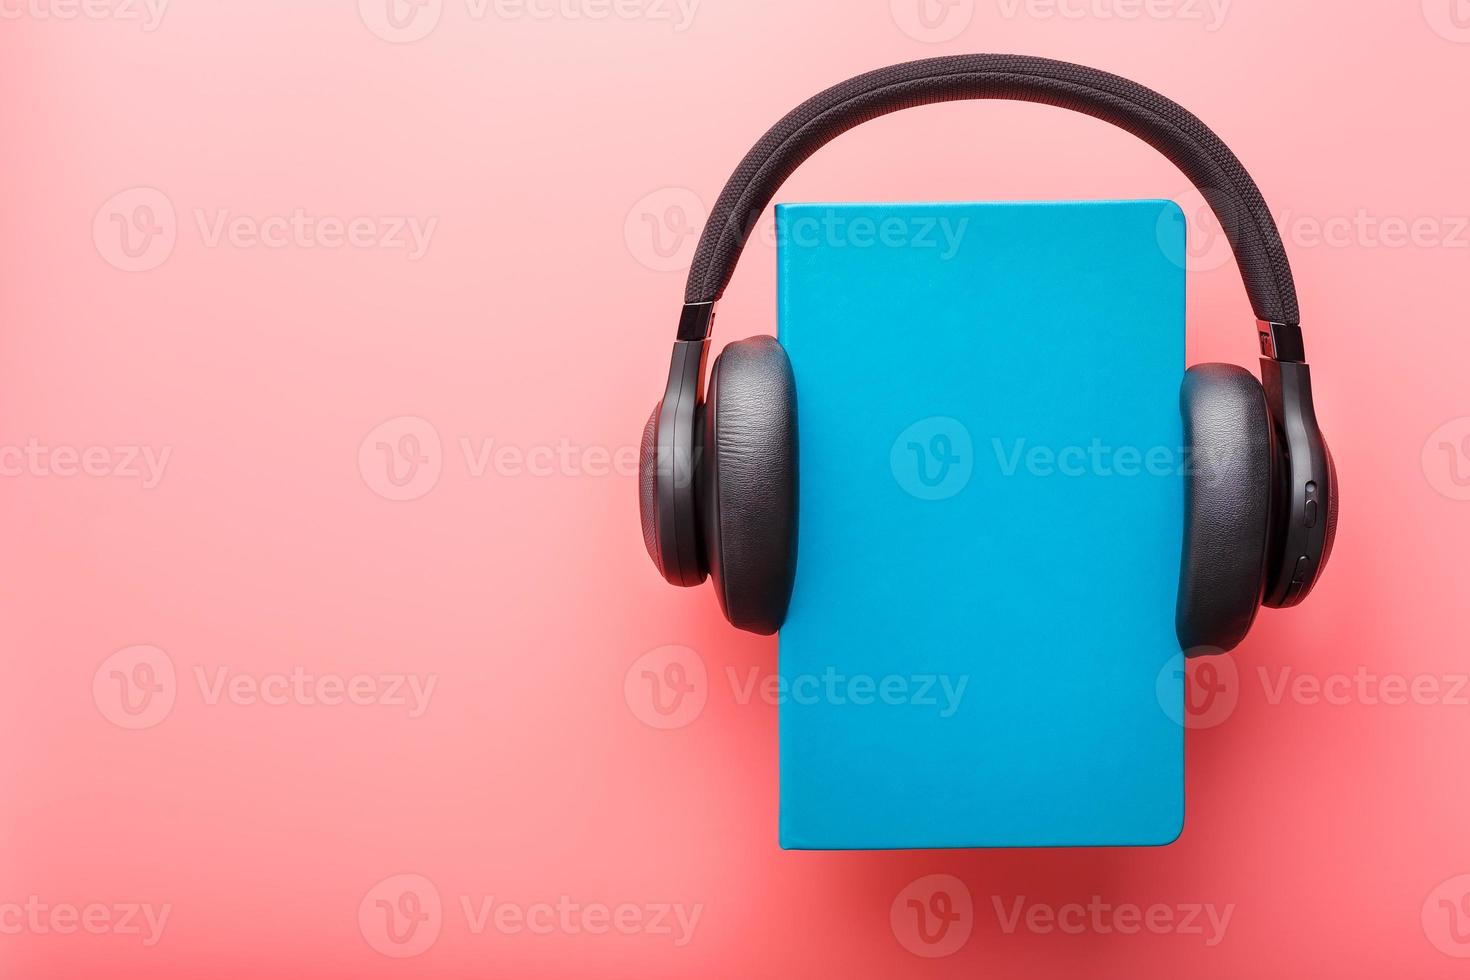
[
  {"x1": 639, "y1": 405, "x2": 662, "y2": 573},
  {"x1": 1176, "y1": 364, "x2": 1274, "y2": 655},
  {"x1": 700, "y1": 336, "x2": 797, "y2": 635}
]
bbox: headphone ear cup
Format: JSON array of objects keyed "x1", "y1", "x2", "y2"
[
  {"x1": 1177, "y1": 364, "x2": 1274, "y2": 655},
  {"x1": 700, "y1": 336, "x2": 797, "y2": 635}
]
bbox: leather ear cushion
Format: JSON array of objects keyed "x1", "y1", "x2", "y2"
[
  {"x1": 638, "y1": 405, "x2": 662, "y2": 575},
  {"x1": 700, "y1": 336, "x2": 797, "y2": 635},
  {"x1": 1177, "y1": 364, "x2": 1273, "y2": 655}
]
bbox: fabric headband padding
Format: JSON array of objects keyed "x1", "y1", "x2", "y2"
[{"x1": 684, "y1": 54, "x2": 1299, "y2": 326}]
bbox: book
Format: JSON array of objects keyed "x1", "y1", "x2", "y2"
[{"x1": 777, "y1": 200, "x2": 1187, "y2": 849}]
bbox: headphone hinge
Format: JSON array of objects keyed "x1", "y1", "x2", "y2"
[
  {"x1": 1258, "y1": 320, "x2": 1305, "y2": 362},
  {"x1": 677, "y1": 302, "x2": 717, "y2": 342}
]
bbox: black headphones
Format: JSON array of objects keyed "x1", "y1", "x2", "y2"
[{"x1": 639, "y1": 55, "x2": 1337, "y2": 655}]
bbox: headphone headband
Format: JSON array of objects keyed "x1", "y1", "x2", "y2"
[{"x1": 680, "y1": 54, "x2": 1300, "y2": 346}]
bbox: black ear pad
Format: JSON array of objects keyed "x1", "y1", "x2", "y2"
[
  {"x1": 1177, "y1": 364, "x2": 1274, "y2": 655},
  {"x1": 699, "y1": 336, "x2": 797, "y2": 635},
  {"x1": 638, "y1": 405, "x2": 662, "y2": 573}
]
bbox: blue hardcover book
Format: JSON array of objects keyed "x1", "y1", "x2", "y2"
[{"x1": 777, "y1": 200, "x2": 1187, "y2": 849}]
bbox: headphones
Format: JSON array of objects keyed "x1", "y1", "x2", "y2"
[{"x1": 639, "y1": 54, "x2": 1337, "y2": 655}]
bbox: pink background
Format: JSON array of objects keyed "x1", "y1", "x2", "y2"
[{"x1": 3, "y1": 1, "x2": 1469, "y2": 976}]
